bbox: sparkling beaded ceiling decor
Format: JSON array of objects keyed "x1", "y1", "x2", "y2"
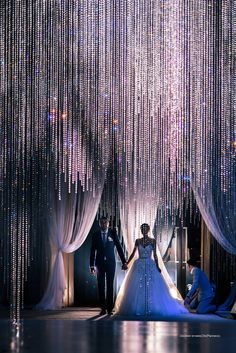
[{"x1": 0, "y1": 0, "x2": 236, "y2": 320}]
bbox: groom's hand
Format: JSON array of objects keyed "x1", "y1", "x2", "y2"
[{"x1": 90, "y1": 266, "x2": 96, "y2": 275}]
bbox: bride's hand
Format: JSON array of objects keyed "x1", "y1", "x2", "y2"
[{"x1": 122, "y1": 262, "x2": 128, "y2": 270}]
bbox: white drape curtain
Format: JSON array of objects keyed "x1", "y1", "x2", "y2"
[
  {"x1": 118, "y1": 193, "x2": 184, "y2": 301},
  {"x1": 36, "y1": 180, "x2": 104, "y2": 310},
  {"x1": 192, "y1": 186, "x2": 236, "y2": 255}
]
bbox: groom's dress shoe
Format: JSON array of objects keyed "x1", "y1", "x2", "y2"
[{"x1": 99, "y1": 309, "x2": 107, "y2": 315}]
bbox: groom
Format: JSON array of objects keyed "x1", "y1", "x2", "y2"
[{"x1": 90, "y1": 216, "x2": 128, "y2": 315}]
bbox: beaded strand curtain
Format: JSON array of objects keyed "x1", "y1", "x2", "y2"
[
  {"x1": 0, "y1": 0, "x2": 236, "y2": 321},
  {"x1": 189, "y1": 0, "x2": 236, "y2": 254},
  {"x1": 0, "y1": 0, "x2": 111, "y2": 322},
  {"x1": 116, "y1": 0, "x2": 187, "y2": 251}
]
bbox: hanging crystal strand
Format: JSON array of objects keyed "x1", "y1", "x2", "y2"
[
  {"x1": 171, "y1": 1, "x2": 181, "y2": 213},
  {"x1": 107, "y1": 0, "x2": 116, "y2": 217},
  {"x1": 147, "y1": 0, "x2": 153, "y2": 199},
  {"x1": 157, "y1": 2, "x2": 169, "y2": 216},
  {"x1": 87, "y1": 0, "x2": 94, "y2": 192},
  {"x1": 60, "y1": 0, "x2": 67, "y2": 185},
  {"x1": 56, "y1": 1, "x2": 65, "y2": 191},
  {"x1": 189, "y1": 0, "x2": 201, "y2": 194},
  {"x1": 201, "y1": 0, "x2": 208, "y2": 197},
  {"x1": 135, "y1": 0, "x2": 141, "y2": 197},
  {"x1": 50, "y1": 1, "x2": 60, "y2": 195},
  {"x1": 220, "y1": 0, "x2": 226, "y2": 198},
  {"x1": 47, "y1": 0, "x2": 56, "y2": 184},
  {"x1": 71, "y1": 0, "x2": 79, "y2": 189},
  {"x1": 1, "y1": 0, "x2": 10, "y2": 293},
  {"x1": 180, "y1": 1, "x2": 188, "y2": 216},
  {"x1": 76, "y1": 0, "x2": 85, "y2": 191},
  {"x1": 181, "y1": 0, "x2": 186, "y2": 213},
  {"x1": 232, "y1": 0, "x2": 236, "y2": 220},
  {"x1": 221, "y1": 0, "x2": 236, "y2": 219},
  {"x1": 118, "y1": 0, "x2": 125, "y2": 183},
  {"x1": 66, "y1": 0, "x2": 72, "y2": 190},
  {"x1": 139, "y1": 0, "x2": 147, "y2": 196},
  {"x1": 188, "y1": 0, "x2": 194, "y2": 192},
  {"x1": 221, "y1": 1, "x2": 231, "y2": 199},
  {"x1": 209, "y1": 1, "x2": 215, "y2": 205},
  {"x1": 0, "y1": 2, "x2": 6, "y2": 197},
  {"x1": 115, "y1": 0, "x2": 124, "y2": 217},
  {"x1": 183, "y1": 1, "x2": 191, "y2": 216},
  {"x1": 25, "y1": 1, "x2": 34, "y2": 269},
  {"x1": 161, "y1": 2, "x2": 166, "y2": 215},
  {"x1": 152, "y1": 0, "x2": 159, "y2": 204},
  {"x1": 19, "y1": 0, "x2": 27, "y2": 310},
  {"x1": 162, "y1": 2, "x2": 170, "y2": 218},
  {"x1": 10, "y1": 203, "x2": 17, "y2": 324},
  {"x1": 206, "y1": 1, "x2": 212, "y2": 201},
  {"x1": 202, "y1": 0, "x2": 207, "y2": 197},
  {"x1": 10, "y1": 0, "x2": 20, "y2": 324},
  {"x1": 98, "y1": 0, "x2": 106, "y2": 178},
  {"x1": 193, "y1": 0, "x2": 200, "y2": 193},
  {"x1": 203, "y1": 0, "x2": 211, "y2": 202},
  {"x1": 89, "y1": 0, "x2": 97, "y2": 192},
  {"x1": 153, "y1": 0, "x2": 163, "y2": 223},
  {"x1": 80, "y1": 0, "x2": 86, "y2": 191},
  {"x1": 9, "y1": 37, "x2": 17, "y2": 321},
  {"x1": 88, "y1": 0, "x2": 96, "y2": 189},
  {"x1": 40, "y1": 1, "x2": 48, "y2": 204},
  {"x1": 95, "y1": 0, "x2": 111, "y2": 216},
  {"x1": 226, "y1": 0, "x2": 234, "y2": 208}
]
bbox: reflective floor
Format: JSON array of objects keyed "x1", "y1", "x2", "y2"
[{"x1": 0, "y1": 308, "x2": 235, "y2": 353}]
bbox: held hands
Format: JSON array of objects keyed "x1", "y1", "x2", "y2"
[
  {"x1": 90, "y1": 266, "x2": 96, "y2": 275},
  {"x1": 122, "y1": 262, "x2": 128, "y2": 270}
]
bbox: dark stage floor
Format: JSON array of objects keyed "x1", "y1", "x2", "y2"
[{"x1": 0, "y1": 307, "x2": 235, "y2": 353}]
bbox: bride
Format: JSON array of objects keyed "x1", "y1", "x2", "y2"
[{"x1": 115, "y1": 223, "x2": 189, "y2": 317}]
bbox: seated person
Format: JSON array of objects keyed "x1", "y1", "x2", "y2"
[{"x1": 184, "y1": 259, "x2": 216, "y2": 314}]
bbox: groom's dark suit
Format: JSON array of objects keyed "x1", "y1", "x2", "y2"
[{"x1": 90, "y1": 228, "x2": 126, "y2": 313}]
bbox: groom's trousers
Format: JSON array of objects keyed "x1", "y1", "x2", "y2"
[
  {"x1": 97, "y1": 263, "x2": 115, "y2": 312},
  {"x1": 190, "y1": 297, "x2": 216, "y2": 314}
]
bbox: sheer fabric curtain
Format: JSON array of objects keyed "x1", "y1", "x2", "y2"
[
  {"x1": 36, "y1": 180, "x2": 104, "y2": 310},
  {"x1": 192, "y1": 185, "x2": 236, "y2": 255}
]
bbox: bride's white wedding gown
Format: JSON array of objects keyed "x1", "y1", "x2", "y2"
[{"x1": 115, "y1": 243, "x2": 189, "y2": 317}]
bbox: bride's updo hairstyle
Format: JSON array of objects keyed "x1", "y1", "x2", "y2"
[{"x1": 140, "y1": 223, "x2": 150, "y2": 232}]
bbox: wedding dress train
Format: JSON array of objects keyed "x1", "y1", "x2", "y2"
[{"x1": 115, "y1": 244, "x2": 189, "y2": 317}]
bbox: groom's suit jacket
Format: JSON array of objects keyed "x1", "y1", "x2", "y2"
[
  {"x1": 187, "y1": 267, "x2": 215, "y2": 301},
  {"x1": 90, "y1": 228, "x2": 126, "y2": 271}
]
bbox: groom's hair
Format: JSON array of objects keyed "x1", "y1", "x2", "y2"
[
  {"x1": 187, "y1": 258, "x2": 198, "y2": 267},
  {"x1": 100, "y1": 216, "x2": 109, "y2": 222}
]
